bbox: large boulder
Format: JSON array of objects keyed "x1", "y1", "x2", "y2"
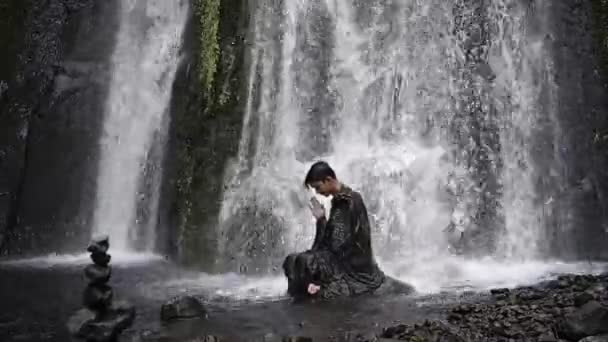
[
  {"x1": 160, "y1": 296, "x2": 207, "y2": 321},
  {"x1": 556, "y1": 301, "x2": 608, "y2": 341},
  {"x1": 68, "y1": 302, "x2": 135, "y2": 342}
]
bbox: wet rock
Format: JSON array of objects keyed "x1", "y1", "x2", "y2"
[
  {"x1": 87, "y1": 235, "x2": 109, "y2": 254},
  {"x1": 556, "y1": 301, "x2": 608, "y2": 341},
  {"x1": 83, "y1": 284, "x2": 113, "y2": 311},
  {"x1": 282, "y1": 337, "x2": 313, "y2": 342},
  {"x1": 69, "y1": 305, "x2": 135, "y2": 342},
  {"x1": 84, "y1": 264, "x2": 112, "y2": 284},
  {"x1": 91, "y1": 252, "x2": 111, "y2": 267},
  {"x1": 68, "y1": 237, "x2": 134, "y2": 341},
  {"x1": 575, "y1": 292, "x2": 595, "y2": 307},
  {"x1": 382, "y1": 321, "x2": 465, "y2": 342},
  {"x1": 538, "y1": 331, "x2": 559, "y2": 342},
  {"x1": 76, "y1": 309, "x2": 135, "y2": 342},
  {"x1": 579, "y1": 335, "x2": 608, "y2": 342},
  {"x1": 490, "y1": 287, "x2": 510, "y2": 300},
  {"x1": 67, "y1": 309, "x2": 96, "y2": 336},
  {"x1": 160, "y1": 296, "x2": 207, "y2": 321}
]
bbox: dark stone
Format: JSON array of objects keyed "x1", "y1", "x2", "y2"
[
  {"x1": 381, "y1": 321, "x2": 465, "y2": 342},
  {"x1": 84, "y1": 264, "x2": 111, "y2": 285},
  {"x1": 579, "y1": 335, "x2": 608, "y2": 342},
  {"x1": 575, "y1": 292, "x2": 596, "y2": 307},
  {"x1": 75, "y1": 301, "x2": 135, "y2": 342},
  {"x1": 556, "y1": 301, "x2": 608, "y2": 341},
  {"x1": 83, "y1": 284, "x2": 113, "y2": 312},
  {"x1": 282, "y1": 337, "x2": 313, "y2": 342},
  {"x1": 538, "y1": 331, "x2": 559, "y2": 342},
  {"x1": 516, "y1": 288, "x2": 547, "y2": 301},
  {"x1": 490, "y1": 288, "x2": 510, "y2": 295},
  {"x1": 87, "y1": 235, "x2": 109, "y2": 254},
  {"x1": 91, "y1": 252, "x2": 111, "y2": 267},
  {"x1": 67, "y1": 308, "x2": 96, "y2": 336},
  {"x1": 160, "y1": 296, "x2": 207, "y2": 321}
]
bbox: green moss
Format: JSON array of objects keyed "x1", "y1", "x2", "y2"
[
  {"x1": 194, "y1": 0, "x2": 220, "y2": 92},
  {"x1": 171, "y1": 0, "x2": 249, "y2": 269}
]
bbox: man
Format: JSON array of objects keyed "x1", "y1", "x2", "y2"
[{"x1": 282, "y1": 161, "x2": 387, "y2": 299}]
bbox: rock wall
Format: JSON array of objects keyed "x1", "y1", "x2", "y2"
[
  {"x1": 0, "y1": 0, "x2": 119, "y2": 255},
  {"x1": 163, "y1": 0, "x2": 251, "y2": 268},
  {"x1": 545, "y1": 0, "x2": 608, "y2": 260}
]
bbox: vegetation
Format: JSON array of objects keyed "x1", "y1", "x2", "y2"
[
  {"x1": 194, "y1": 0, "x2": 220, "y2": 92},
  {"x1": 171, "y1": 0, "x2": 249, "y2": 268}
]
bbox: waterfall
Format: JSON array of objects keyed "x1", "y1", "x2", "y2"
[
  {"x1": 217, "y1": 0, "x2": 561, "y2": 283},
  {"x1": 92, "y1": 0, "x2": 188, "y2": 252}
]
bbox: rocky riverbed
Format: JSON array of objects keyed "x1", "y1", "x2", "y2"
[
  {"x1": 322, "y1": 273, "x2": 608, "y2": 342},
  {"x1": 147, "y1": 272, "x2": 608, "y2": 342},
  {"x1": 1, "y1": 257, "x2": 607, "y2": 342}
]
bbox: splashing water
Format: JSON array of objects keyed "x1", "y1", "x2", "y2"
[
  {"x1": 91, "y1": 0, "x2": 188, "y2": 252},
  {"x1": 210, "y1": 0, "x2": 599, "y2": 293}
]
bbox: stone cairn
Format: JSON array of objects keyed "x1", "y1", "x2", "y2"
[{"x1": 68, "y1": 236, "x2": 135, "y2": 342}]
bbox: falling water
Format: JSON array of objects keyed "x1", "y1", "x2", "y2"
[
  {"x1": 92, "y1": 0, "x2": 188, "y2": 252},
  {"x1": 217, "y1": 0, "x2": 566, "y2": 288}
]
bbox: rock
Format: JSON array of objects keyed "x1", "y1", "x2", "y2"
[
  {"x1": 516, "y1": 288, "x2": 546, "y2": 301},
  {"x1": 68, "y1": 302, "x2": 134, "y2": 342},
  {"x1": 538, "y1": 331, "x2": 559, "y2": 342},
  {"x1": 575, "y1": 292, "x2": 596, "y2": 307},
  {"x1": 84, "y1": 264, "x2": 111, "y2": 285},
  {"x1": 67, "y1": 308, "x2": 96, "y2": 336},
  {"x1": 556, "y1": 301, "x2": 608, "y2": 341},
  {"x1": 381, "y1": 321, "x2": 465, "y2": 342},
  {"x1": 579, "y1": 335, "x2": 608, "y2": 342},
  {"x1": 87, "y1": 235, "x2": 110, "y2": 254},
  {"x1": 337, "y1": 331, "x2": 378, "y2": 342},
  {"x1": 160, "y1": 296, "x2": 207, "y2": 321},
  {"x1": 490, "y1": 288, "x2": 510, "y2": 295},
  {"x1": 91, "y1": 252, "x2": 111, "y2": 267},
  {"x1": 282, "y1": 338, "x2": 313, "y2": 342},
  {"x1": 83, "y1": 284, "x2": 113, "y2": 311}
]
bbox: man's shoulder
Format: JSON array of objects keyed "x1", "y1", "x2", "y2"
[{"x1": 333, "y1": 185, "x2": 364, "y2": 204}]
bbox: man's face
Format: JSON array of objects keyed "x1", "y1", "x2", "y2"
[{"x1": 309, "y1": 179, "x2": 331, "y2": 197}]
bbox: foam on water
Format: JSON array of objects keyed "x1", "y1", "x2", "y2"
[
  {"x1": 139, "y1": 259, "x2": 607, "y2": 302},
  {"x1": 382, "y1": 258, "x2": 607, "y2": 294},
  {"x1": 0, "y1": 252, "x2": 165, "y2": 268}
]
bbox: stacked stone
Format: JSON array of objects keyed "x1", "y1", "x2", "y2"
[
  {"x1": 84, "y1": 235, "x2": 113, "y2": 314},
  {"x1": 68, "y1": 236, "x2": 135, "y2": 342}
]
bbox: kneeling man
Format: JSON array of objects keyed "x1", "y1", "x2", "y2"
[{"x1": 283, "y1": 161, "x2": 410, "y2": 299}]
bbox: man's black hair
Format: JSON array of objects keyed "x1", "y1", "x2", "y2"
[{"x1": 304, "y1": 161, "x2": 337, "y2": 187}]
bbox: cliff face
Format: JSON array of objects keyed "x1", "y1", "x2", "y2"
[
  {"x1": 543, "y1": 1, "x2": 608, "y2": 260},
  {"x1": 1, "y1": 0, "x2": 608, "y2": 265},
  {"x1": 0, "y1": 0, "x2": 250, "y2": 262},
  {"x1": 163, "y1": 0, "x2": 251, "y2": 268},
  {"x1": 0, "y1": 0, "x2": 119, "y2": 255}
]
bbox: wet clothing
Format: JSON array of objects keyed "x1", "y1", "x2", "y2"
[{"x1": 283, "y1": 185, "x2": 386, "y2": 299}]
